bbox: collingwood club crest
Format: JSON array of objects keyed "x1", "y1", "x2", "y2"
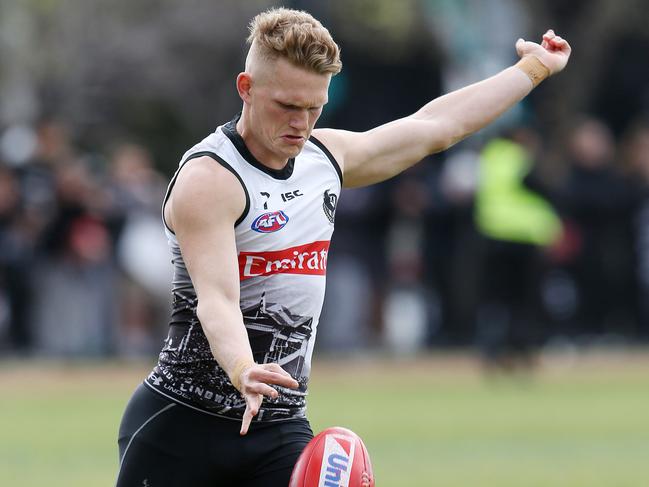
[{"x1": 323, "y1": 189, "x2": 338, "y2": 224}]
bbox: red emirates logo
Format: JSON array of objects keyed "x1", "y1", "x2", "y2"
[{"x1": 238, "y1": 241, "x2": 330, "y2": 280}]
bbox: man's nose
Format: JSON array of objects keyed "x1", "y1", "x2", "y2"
[{"x1": 289, "y1": 110, "x2": 309, "y2": 131}]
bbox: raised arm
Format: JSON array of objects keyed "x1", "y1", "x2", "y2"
[
  {"x1": 166, "y1": 156, "x2": 298, "y2": 435},
  {"x1": 313, "y1": 30, "x2": 571, "y2": 188}
]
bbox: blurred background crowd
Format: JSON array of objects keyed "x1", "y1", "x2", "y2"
[{"x1": 1, "y1": 0, "x2": 649, "y2": 366}]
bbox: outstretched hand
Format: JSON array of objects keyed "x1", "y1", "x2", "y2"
[
  {"x1": 237, "y1": 362, "x2": 299, "y2": 435},
  {"x1": 516, "y1": 29, "x2": 571, "y2": 75}
]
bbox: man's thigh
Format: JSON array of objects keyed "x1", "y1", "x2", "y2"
[
  {"x1": 242, "y1": 418, "x2": 313, "y2": 487},
  {"x1": 116, "y1": 384, "x2": 239, "y2": 486},
  {"x1": 116, "y1": 384, "x2": 313, "y2": 487}
]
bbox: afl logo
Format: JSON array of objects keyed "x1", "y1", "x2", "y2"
[{"x1": 252, "y1": 210, "x2": 289, "y2": 233}]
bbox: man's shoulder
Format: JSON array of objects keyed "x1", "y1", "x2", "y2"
[
  {"x1": 309, "y1": 128, "x2": 350, "y2": 176},
  {"x1": 310, "y1": 128, "x2": 346, "y2": 155},
  {"x1": 170, "y1": 157, "x2": 246, "y2": 228},
  {"x1": 176, "y1": 155, "x2": 239, "y2": 190}
]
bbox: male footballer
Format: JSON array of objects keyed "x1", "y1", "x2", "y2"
[{"x1": 115, "y1": 7, "x2": 571, "y2": 486}]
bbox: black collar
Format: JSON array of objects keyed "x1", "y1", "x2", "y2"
[{"x1": 222, "y1": 114, "x2": 295, "y2": 180}]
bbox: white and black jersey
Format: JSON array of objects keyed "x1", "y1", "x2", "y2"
[{"x1": 145, "y1": 115, "x2": 342, "y2": 421}]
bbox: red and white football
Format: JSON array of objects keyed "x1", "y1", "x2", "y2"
[{"x1": 289, "y1": 426, "x2": 375, "y2": 487}]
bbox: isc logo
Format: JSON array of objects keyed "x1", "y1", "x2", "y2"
[
  {"x1": 318, "y1": 435, "x2": 355, "y2": 487},
  {"x1": 251, "y1": 210, "x2": 289, "y2": 233}
]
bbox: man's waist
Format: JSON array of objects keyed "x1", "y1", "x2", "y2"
[{"x1": 146, "y1": 367, "x2": 307, "y2": 421}]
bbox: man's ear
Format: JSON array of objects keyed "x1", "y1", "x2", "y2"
[{"x1": 236, "y1": 73, "x2": 252, "y2": 103}]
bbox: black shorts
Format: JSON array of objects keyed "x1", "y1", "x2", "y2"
[{"x1": 116, "y1": 383, "x2": 313, "y2": 487}]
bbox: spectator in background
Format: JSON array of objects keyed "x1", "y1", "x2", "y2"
[
  {"x1": 557, "y1": 117, "x2": 637, "y2": 338},
  {"x1": 0, "y1": 164, "x2": 32, "y2": 352},
  {"x1": 427, "y1": 146, "x2": 482, "y2": 345},
  {"x1": 622, "y1": 120, "x2": 649, "y2": 339},
  {"x1": 16, "y1": 120, "x2": 76, "y2": 242},
  {"x1": 382, "y1": 166, "x2": 435, "y2": 353},
  {"x1": 474, "y1": 127, "x2": 561, "y2": 369},
  {"x1": 0, "y1": 118, "x2": 85, "y2": 355},
  {"x1": 30, "y1": 139, "x2": 117, "y2": 356},
  {"x1": 107, "y1": 143, "x2": 170, "y2": 357},
  {"x1": 108, "y1": 143, "x2": 167, "y2": 216}
]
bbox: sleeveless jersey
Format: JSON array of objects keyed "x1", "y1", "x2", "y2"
[{"x1": 145, "y1": 115, "x2": 342, "y2": 421}]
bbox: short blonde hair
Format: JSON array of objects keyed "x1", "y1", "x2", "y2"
[{"x1": 247, "y1": 7, "x2": 342, "y2": 75}]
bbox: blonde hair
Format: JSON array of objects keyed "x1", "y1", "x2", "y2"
[{"x1": 247, "y1": 7, "x2": 342, "y2": 75}]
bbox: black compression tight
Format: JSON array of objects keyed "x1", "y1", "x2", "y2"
[{"x1": 115, "y1": 383, "x2": 313, "y2": 487}]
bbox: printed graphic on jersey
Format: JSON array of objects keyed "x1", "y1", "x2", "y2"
[
  {"x1": 238, "y1": 240, "x2": 330, "y2": 280},
  {"x1": 243, "y1": 292, "x2": 313, "y2": 380},
  {"x1": 318, "y1": 434, "x2": 356, "y2": 487},
  {"x1": 323, "y1": 190, "x2": 338, "y2": 224},
  {"x1": 252, "y1": 210, "x2": 289, "y2": 233},
  {"x1": 149, "y1": 293, "x2": 313, "y2": 420}
]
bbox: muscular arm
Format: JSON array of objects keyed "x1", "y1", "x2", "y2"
[
  {"x1": 314, "y1": 30, "x2": 571, "y2": 188},
  {"x1": 167, "y1": 156, "x2": 298, "y2": 435}
]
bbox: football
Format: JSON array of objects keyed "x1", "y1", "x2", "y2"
[{"x1": 289, "y1": 426, "x2": 375, "y2": 487}]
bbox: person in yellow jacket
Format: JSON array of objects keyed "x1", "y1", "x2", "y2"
[{"x1": 474, "y1": 130, "x2": 561, "y2": 370}]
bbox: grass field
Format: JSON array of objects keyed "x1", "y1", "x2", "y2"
[{"x1": 1, "y1": 350, "x2": 649, "y2": 486}]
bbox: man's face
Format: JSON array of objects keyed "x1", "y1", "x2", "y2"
[{"x1": 245, "y1": 57, "x2": 331, "y2": 163}]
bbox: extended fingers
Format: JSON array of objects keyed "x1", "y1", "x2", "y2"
[
  {"x1": 246, "y1": 382, "x2": 280, "y2": 398},
  {"x1": 238, "y1": 364, "x2": 299, "y2": 436},
  {"x1": 249, "y1": 365, "x2": 299, "y2": 389},
  {"x1": 252, "y1": 370, "x2": 299, "y2": 389},
  {"x1": 240, "y1": 392, "x2": 266, "y2": 436},
  {"x1": 240, "y1": 399, "x2": 260, "y2": 436},
  {"x1": 262, "y1": 362, "x2": 293, "y2": 377}
]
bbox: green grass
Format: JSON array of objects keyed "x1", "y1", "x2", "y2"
[{"x1": 1, "y1": 352, "x2": 649, "y2": 486}]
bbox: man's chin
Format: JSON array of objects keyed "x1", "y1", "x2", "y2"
[{"x1": 281, "y1": 144, "x2": 304, "y2": 158}]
